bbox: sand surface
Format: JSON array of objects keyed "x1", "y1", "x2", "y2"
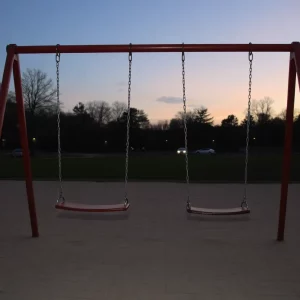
[{"x1": 1, "y1": 181, "x2": 299, "y2": 299}]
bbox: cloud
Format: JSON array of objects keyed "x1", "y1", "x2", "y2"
[{"x1": 156, "y1": 96, "x2": 182, "y2": 104}]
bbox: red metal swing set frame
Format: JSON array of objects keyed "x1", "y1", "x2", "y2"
[{"x1": 0, "y1": 43, "x2": 299, "y2": 240}]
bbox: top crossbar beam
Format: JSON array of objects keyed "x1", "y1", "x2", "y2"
[{"x1": 7, "y1": 43, "x2": 298, "y2": 54}]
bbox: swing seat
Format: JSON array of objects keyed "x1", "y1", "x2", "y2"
[
  {"x1": 55, "y1": 201, "x2": 130, "y2": 212},
  {"x1": 187, "y1": 206, "x2": 250, "y2": 215}
]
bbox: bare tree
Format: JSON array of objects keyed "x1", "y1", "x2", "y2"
[
  {"x1": 86, "y1": 100, "x2": 111, "y2": 126},
  {"x1": 22, "y1": 68, "x2": 56, "y2": 116},
  {"x1": 111, "y1": 101, "x2": 127, "y2": 122},
  {"x1": 251, "y1": 97, "x2": 274, "y2": 123}
]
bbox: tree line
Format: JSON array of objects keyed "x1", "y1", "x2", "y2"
[{"x1": 1, "y1": 68, "x2": 300, "y2": 154}]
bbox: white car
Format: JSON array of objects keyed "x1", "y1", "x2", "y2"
[
  {"x1": 195, "y1": 148, "x2": 216, "y2": 155},
  {"x1": 177, "y1": 148, "x2": 187, "y2": 154}
]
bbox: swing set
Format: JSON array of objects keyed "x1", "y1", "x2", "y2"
[{"x1": 0, "y1": 43, "x2": 299, "y2": 241}]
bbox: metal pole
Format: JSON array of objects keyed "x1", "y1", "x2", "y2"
[
  {"x1": 13, "y1": 54, "x2": 39, "y2": 238},
  {"x1": 294, "y1": 44, "x2": 300, "y2": 89},
  {"x1": 277, "y1": 53, "x2": 297, "y2": 241},
  {"x1": 0, "y1": 48, "x2": 15, "y2": 136},
  {"x1": 9, "y1": 43, "x2": 296, "y2": 54}
]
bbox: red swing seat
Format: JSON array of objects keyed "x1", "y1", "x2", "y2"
[
  {"x1": 187, "y1": 205, "x2": 250, "y2": 215},
  {"x1": 55, "y1": 201, "x2": 130, "y2": 212}
]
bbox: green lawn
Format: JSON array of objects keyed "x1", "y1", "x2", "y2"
[{"x1": 0, "y1": 152, "x2": 299, "y2": 182}]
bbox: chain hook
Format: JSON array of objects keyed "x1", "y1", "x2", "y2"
[
  {"x1": 186, "y1": 196, "x2": 191, "y2": 211},
  {"x1": 124, "y1": 197, "x2": 129, "y2": 207},
  {"x1": 56, "y1": 44, "x2": 60, "y2": 63},
  {"x1": 241, "y1": 196, "x2": 248, "y2": 210},
  {"x1": 57, "y1": 193, "x2": 65, "y2": 204},
  {"x1": 248, "y1": 42, "x2": 253, "y2": 62},
  {"x1": 128, "y1": 43, "x2": 132, "y2": 62},
  {"x1": 182, "y1": 42, "x2": 185, "y2": 62}
]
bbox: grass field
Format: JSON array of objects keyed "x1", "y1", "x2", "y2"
[{"x1": 0, "y1": 152, "x2": 299, "y2": 182}]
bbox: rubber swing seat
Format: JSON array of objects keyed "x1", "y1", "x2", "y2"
[
  {"x1": 187, "y1": 206, "x2": 250, "y2": 215},
  {"x1": 55, "y1": 201, "x2": 130, "y2": 212}
]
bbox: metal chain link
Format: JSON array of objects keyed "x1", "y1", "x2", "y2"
[
  {"x1": 242, "y1": 44, "x2": 253, "y2": 209},
  {"x1": 56, "y1": 45, "x2": 64, "y2": 204},
  {"x1": 124, "y1": 44, "x2": 132, "y2": 205},
  {"x1": 181, "y1": 44, "x2": 190, "y2": 209}
]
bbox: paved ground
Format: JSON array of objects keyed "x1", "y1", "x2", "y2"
[{"x1": 1, "y1": 181, "x2": 300, "y2": 299}]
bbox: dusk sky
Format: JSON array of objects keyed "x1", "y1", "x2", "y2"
[{"x1": 0, "y1": 0, "x2": 299, "y2": 124}]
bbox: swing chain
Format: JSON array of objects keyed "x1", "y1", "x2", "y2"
[
  {"x1": 181, "y1": 44, "x2": 190, "y2": 209},
  {"x1": 124, "y1": 43, "x2": 132, "y2": 205},
  {"x1": 242, "y1": 44, "x2": 253, "y2": 209},
  {"x1": 56, "y1": 45, "x2": 64, "y2": 204}
]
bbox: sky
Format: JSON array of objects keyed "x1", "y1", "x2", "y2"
[{"x1": 0, "y1": 0, "x2": 299, "y2": 124}]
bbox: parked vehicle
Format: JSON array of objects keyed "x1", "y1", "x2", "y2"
[
  {"x1": 177, "y1": 147, "x2": 187, "y2": 154},
  {"x1": 194, "y1": 148, "x2": 216, "y2": 155}
]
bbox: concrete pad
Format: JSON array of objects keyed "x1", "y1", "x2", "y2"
[{"x1": 0, "y1": 181, "x2": 300, "y2": 299}]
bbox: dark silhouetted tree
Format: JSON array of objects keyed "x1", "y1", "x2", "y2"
[
  {"x1": 221, "y1": 114, "x2": 238, "y2": 127},
  {"x1": 193, "y1": 107, "x2": 214, "y2": 125},
  {"x1": 169, "y1": 118, "x2": 182, "y2": 129},
  {"x1": 240, "y1": 114, "x2": 255, "y2": 127},
  {"x1": 73, "y1": 102, "x2": 87, "y2": 115},
  {"x1": 175, "y1": 111, "x2": 195, "y2": 126},
  {"x1": 120, "y1": 108, "x2": 150, "y2": 129},
  {"x1": 270, "y1": 117, "x2": 285, "y2": 126},
  {"x1": 277, "y1": 108, "x2": 300, "y2": 121}
]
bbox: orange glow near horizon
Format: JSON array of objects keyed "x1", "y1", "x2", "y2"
[{"x1": 61, "y1": 59, "x2": 300, "y2": 125}]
